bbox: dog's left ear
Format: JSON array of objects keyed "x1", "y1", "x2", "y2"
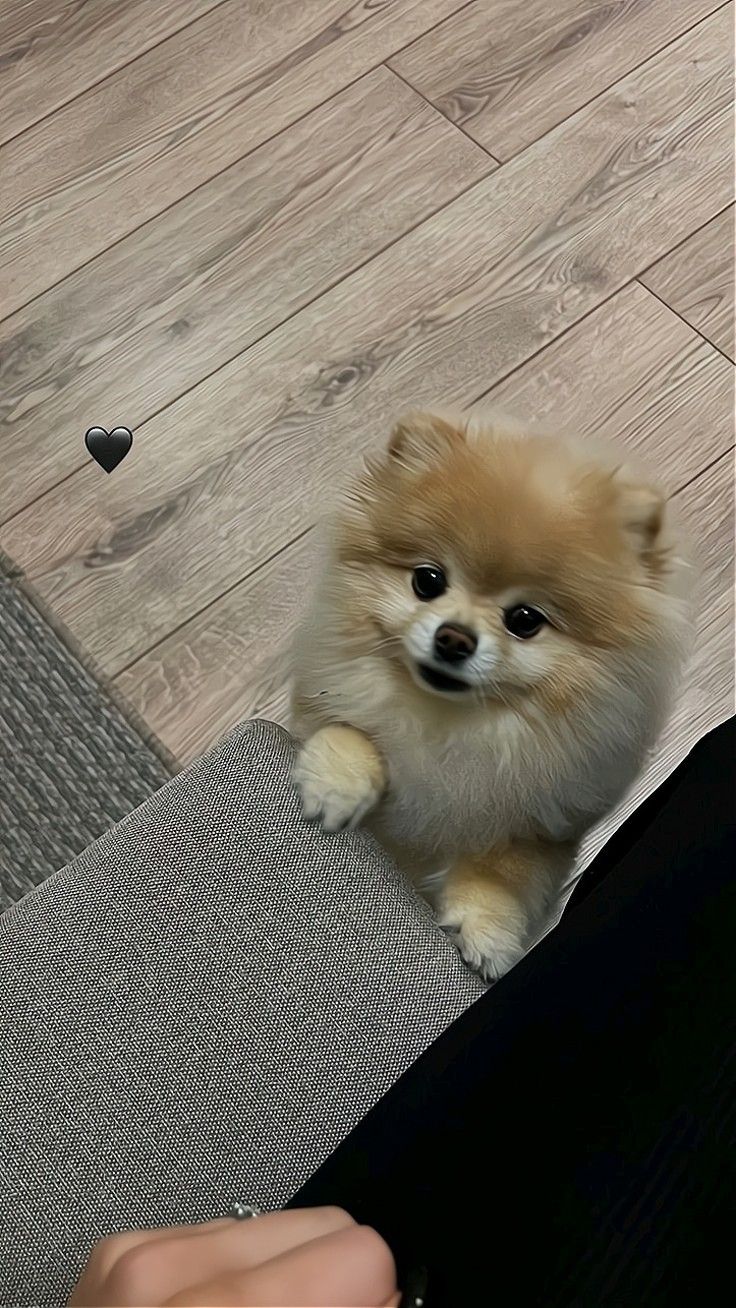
[
  {"x1": 612, "y1": 468, "x2": 666, "y2": 557},
  {"x1": 388, "y1": 410, "x2": 465, "y2": 473}
]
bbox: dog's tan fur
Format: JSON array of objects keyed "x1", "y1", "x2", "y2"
[{"x1": 292, "y1": 410, "x2": 692, "y2": 979}]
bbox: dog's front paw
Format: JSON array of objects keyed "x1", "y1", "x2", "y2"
[
  {"x1": 438, "y1": 898, "x2": 527, "y2": 982},
  {"x1": 293, "y1": 726, "x2": 385, "y2": 833}
]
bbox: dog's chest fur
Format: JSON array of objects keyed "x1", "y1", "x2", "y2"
[
  {"x1": 299, "y1": 654, "x2": 645, "y2": 872},
  {"x1": 367, "y1": 710, "x2": 590, "y2": 864}
]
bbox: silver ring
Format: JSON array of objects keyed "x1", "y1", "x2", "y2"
[{"x1": 228, "y1": 1201, "x2": 262, "y2": 1220}]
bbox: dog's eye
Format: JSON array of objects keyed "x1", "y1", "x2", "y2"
[
  {"x1": 412, "y1": 565, "x2": 447, "y2": 601},
  {"x1": 503, "y1": 605, "x2": 548, "y2": 639}
]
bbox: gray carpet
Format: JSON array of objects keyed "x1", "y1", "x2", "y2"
[{"x1": 0, "y1": 557, "x2": 174, "y2": 911}]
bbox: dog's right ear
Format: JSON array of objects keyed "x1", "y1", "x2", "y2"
[{"x1": 388, "y1": 410, "x2": 465, "y2": 474}]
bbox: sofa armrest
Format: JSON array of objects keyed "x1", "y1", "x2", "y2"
[{"x1": 0, "y1": 719, "x2": 483, "y2": 1307}]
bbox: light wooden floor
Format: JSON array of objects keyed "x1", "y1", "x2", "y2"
[{"x1": 1, "y1": 2, "x2": 734, "y2": 830}]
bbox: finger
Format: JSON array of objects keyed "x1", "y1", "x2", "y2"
[
  {"x1": 77, "y1": 1208, "x2": 356, "y2": 1307},
  {"x1": 67, "y1": 1218, "x2": 233, "y2": 1305},
  {"x1": 155, "y1": 1207, "x2": 357, "y2": 1280},
  {"x1": 164, "y1": 1223, "x2": 398, "y2": 1307}
]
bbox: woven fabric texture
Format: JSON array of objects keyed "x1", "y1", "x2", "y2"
[
  {"x1": 0, "y1": 571, "x2": 172, "y2": 910},
  {"x1": 0, "y1": 718, "x2": 484, "y2": 1308}
]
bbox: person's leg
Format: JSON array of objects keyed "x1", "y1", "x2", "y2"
[{"x1": 287, "y1": 717, "x2": 736, "y2": 1307}]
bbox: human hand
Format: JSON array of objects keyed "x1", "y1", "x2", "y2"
[{"x1": 68, "y1": 1205, "x2": 401, "y2": 1306}]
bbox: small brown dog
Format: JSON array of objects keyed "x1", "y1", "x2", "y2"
[{"x1": 292, "y1": 410, "x2": 691, "y2": 980}]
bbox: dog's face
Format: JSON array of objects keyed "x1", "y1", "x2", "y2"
[{"x1": 332, "y1": 411, "x2": 680, "y2": 710}]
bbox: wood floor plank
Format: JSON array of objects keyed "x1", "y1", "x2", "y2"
[
  {"x1": 390, "y1": 0, "x2": 723, "y2": 159},
  {"x1": 640, "y1": 206, "x2": 735, "y2": 360},
  {"x1": 115, "y1": 283, "x2": 735, "y2": 763},
  {"x1": 0, "y1": 0, "x2": 224, "y2": 147},
  {"x1": 0, "y1": 0, "x2": 468, "y2": 316},
  {"x1": 0, "y1": 67, "x2": 490, "y2": 524},
  {"x1": 116, "y1": 534, "x2": 313, "y2": 762},
  {"x1": 2, "y1": 12, "x2": 732, "y2": 675},
  {"x1": 475, "y1": 281, "x2": 734, "y2": 478}
]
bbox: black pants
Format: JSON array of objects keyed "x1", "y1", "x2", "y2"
[{"x1": 287, "y1": 717, "x2": 735, "y2": 1307}]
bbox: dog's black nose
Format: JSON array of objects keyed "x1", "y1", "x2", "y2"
[{"x1": 433, "y1": 623, "x2": 478, "y2": 663}]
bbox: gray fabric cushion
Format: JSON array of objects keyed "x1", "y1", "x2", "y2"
[{"x1": 0, "y1": 719, "x2": 484, "y2": 1307}]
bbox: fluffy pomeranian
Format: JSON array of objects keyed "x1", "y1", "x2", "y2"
[{"x1": 291, "y1": 410, "x2": 691, "y2": 980}]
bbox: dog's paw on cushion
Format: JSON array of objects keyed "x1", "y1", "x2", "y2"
[
  {"x1": 293, "y1": 724, "x2": 386, "y2": 833},
  {"x1": 438, "y1": 889, "x2": 528, "y2": 982}
]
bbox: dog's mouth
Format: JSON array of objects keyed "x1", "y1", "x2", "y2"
[{"x1": 416, "y1": 662, "x2": 472, "y2": 694}]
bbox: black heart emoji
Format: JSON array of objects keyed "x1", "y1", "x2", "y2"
[{"x1": 85, "y1": 425, "x2": 133, "y2": 473}]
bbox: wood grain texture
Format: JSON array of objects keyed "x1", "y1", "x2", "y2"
[
  {"x1": 115, "y1": 283, "x2": 734, "y2": 763},
  {"x1": 116, "y1": 532, "x2": 313, "y2": 761},
  {"x1": 390, "y1": 0, "x2": 723, "y2": 159},
  {"x1": 476, "y1": 280, "x2": 735, "y2": 480},
  {"x1": 0, "y1": 0, "x2": 469, "y2": 316},
  {"x1": 0, "y1": 0, "x2": 224, "y2": 146},
  {"x1": 640, "y1": 206, "x2": 735, "y2": 359},
  {"x1": 0, "y1": 66, "x2": 490, "y2": 524},
  {"x1": 3, "y1": 13, "x2": 732, "y2": 676}
]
